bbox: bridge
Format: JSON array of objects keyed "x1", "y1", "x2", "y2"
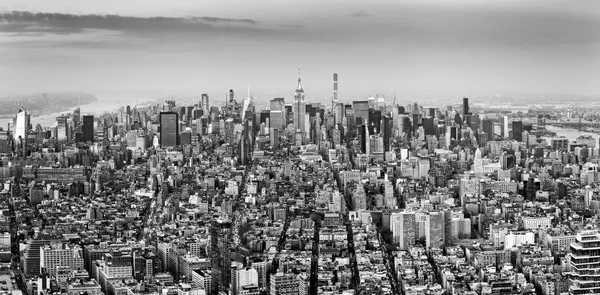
[{"x1": 546, "y1": 121, "x2": 600, "y2": 130}]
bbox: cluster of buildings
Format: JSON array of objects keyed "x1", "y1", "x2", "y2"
[{"x1": 0, "y1": 73, "x2": 599, "y2": 295}]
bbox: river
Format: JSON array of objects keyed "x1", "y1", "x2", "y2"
[
  {"x1": 545, "y1": 125, "x2": 600, "y2": 143},
  {"x1": 2, "y1": 94, "x2": 157, "y2": 128}
]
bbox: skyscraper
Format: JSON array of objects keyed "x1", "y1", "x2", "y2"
[
  {"x1": 567, "y1": 230, "x2": 600, "y2": 294},
  {"x1": 333, "y1": 73, "x2": 338, "y2": 109},
  {"x1": 293, "y1": 74, "x2": 306, "y2": 145},
  {"x1": 201, "y1": 93, "x2": 209, "y2": 111},
  {"x1": 159, "y1": 112, "x2": 179, "y2": 148},
  {"x1": 425, "y1": 212, "x2": 445, "y2": 249},
  {"x1": 502, "y1": 116, "x2": 510, "y2": 138},
  {"x1": 82, "y1": 115, "x2": 94, "y2": 142},
  {"x1": 391, "y1": 212, "x2": 416, "y2": 250},
  {"x1": 13, "y1": 107, "x2": 30, "y2": 145},
  {"x1": 211, "y1": 219, "x2": 231, "y2": 295},
  {"x1": 512, "y1": 121, "x2": 523, "y2": 142},
  {"x1": 462, "y1": 97, "x2": 469, "y2": 117},
  {"x1": 482, "y1": 119, "x2": 494, "y2": 141}
]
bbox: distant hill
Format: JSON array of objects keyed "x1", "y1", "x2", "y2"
[{"x1": 0, "y1": 92, "x2": 97, "y2": 116}]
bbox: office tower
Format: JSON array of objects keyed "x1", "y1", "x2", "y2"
[
  {"x1": 422, "y1": 117, "x2": 436, "y2": 136},
  {"x1": 229, "y1": 89, "x2": 235, "y2": 107},
  {"x1": 391, "y1": 212, "x2": 416, "y2": 250},
  {"x1": 567, "y1": 230, "x2": 600, "y2": 294},
  {"x1": 502, "y1": 116, "x2": 509, "y2": 138},
  {"x1": 359, "y1": 125, "x2": 367, "y2": 154},
  {"x1": 333, "y1": 73, "x2": 338, "y2": 109},
  {"x1": 56, "y1": 115, "x2": 69, "y2": 142},
  {"x1": 368, "y1": 95, "x2": 375, "y2": 109},
  {"x1": 462, "y1": 97, "x2": 469, "y2": 116},
  {"x1": 352, "y1": 101, "x2": 369, "y2": 126},
  {"x1": 159, "y1": 112, "x2": 179, "y2": 148},
  {"x1": 82, "y1": 115, "x2": 94, "y2": 142},
  {"x1": 482, "y1": 119, "x2": 494, "y2": 141},
  {"x1": 13, "y1": 107, "x2": 30, "y2": 146},
  {"x1": 293, "y1": 75, "x2": 306, "y2": 145},
  {"x1": 225, "y1": 118, "x2": 235, "y2": 145},
  {"x1": 512, "y1": 121, "x2": 523, "y2": 142},
  {"x1": 211, "y1": 219, "x2": 231, "y2": 295},
  {"x1": 202, "y1": 94, "x2": 209, "y2": 111},
  {"x1": 126, "y1": 105, "x2": 131, "y2": 131},
  {"x1": 376, "y1": 95, "x2": 386, "y2": 111},
  {"x1": 466, "y1": 114, "x2": 480, "y2": 130},
  {"x1": 270, "y1": 98, "x2": 286, "y2": 129},
  {"x1": 382, "y1": 116, "x2": 392, "y2": 153},
  {"x1": 425, "y1": 212, "x2": 444, "y2": 249},
  {"x1": 368, "y1": 109, "x2": 381, "y2": 132}
]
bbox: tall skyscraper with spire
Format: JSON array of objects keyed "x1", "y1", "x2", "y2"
[{"x1": 293, "y1": 69, "x2": 306, "y2": 145}]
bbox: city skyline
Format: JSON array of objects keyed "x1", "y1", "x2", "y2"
[{"x1": 1, "y1": 0, "x2": 599, "y2": 98}]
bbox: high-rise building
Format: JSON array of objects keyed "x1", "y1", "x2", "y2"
[
  {"x1": 293, "y1": 75, "x2": 306, "y2": 145},
  {"x1": 512, "y1": 121, "x2": 523, "y2": 142},
  {"x1": 333, "y1": 73, "x2": 338, "y2": 109},
  {"x1": 567, "y1": 230, "x2": 600, "y2": 294},
  {"x1": 82, "y1": 115, "x2": 94, "y2": 142},
  {"x1": 462, "y1": 97, "x2": 469, "y2": 117},
  {"x1": 13, "y1": 107, "x2": 30, "y2": 145},
  {"x1": 201, "y1": 94, "x2": 209, "y2": 111},
  {"x1": 224, "y1": 118, "x2": 235, "y2": 145},
  {"x1": 502, "y1": 116, "x2": 510, "y2": 138},
  {"x1": 482, "y1": 119, "x2": 494, "y2": 141},
  {"x1": 425, "y1": 212, "x2": 445, "y2": 249},
  {"x1": 352, "y1": 101, "x2": 369, "y2": 126},
  {"x1": 391, "y1": 211, "x2": 416, "y2": 250},
  {"x1": 159, "y1": 112, "x2": 179, "y2": 148},
  {"x1": 211, "y1": 219, "x2": 231, "y2": 295}
]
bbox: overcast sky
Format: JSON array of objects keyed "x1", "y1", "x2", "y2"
[{"x1": 0, "y1": 0, "x2": 599, "y2": 102}]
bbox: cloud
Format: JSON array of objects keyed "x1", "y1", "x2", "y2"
[
  {"x1": 0, "y1": 10, "x2": 258, "y2": 36},
  {"x1": 350, "y1": 10, "x2": 371, "y2": 18}
]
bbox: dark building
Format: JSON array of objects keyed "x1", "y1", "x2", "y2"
[
  {"x1": 352, "y1": 101, "x2": 369, "y2": 126},
  {"x1": 402, "y1": 117, "x2": 412, "y2": 137},
  {"x1": 259, "y1": 110, "x2": 270, "y2": 125},
  {"x1": 159, "y1": 112, "x2": 179, "y2": 148},
  {"x1": 482, "y1": 119, "x2": 494, "y2": 141},
  {"x1": 368, "y1": 109, "x2": 382, "y2": 132},
  {"x1": 422, "y1": 117, "x2": 436, "y2": 136},
  {"x1": 82, "y1": 115, "x2": 94, "y2": 142},
  {"x1": 211, "y1": 219, "x2": 232, "y2": 295},
  {"x1": 512, "y1": 121, "x2": 523, "y2": 142},
  {"x1": 466, "y1": 114, "x2": 480, "y2": 131},
  {"x1": 359, "y1": 125, "x2": 367, "y2": 154},
  {"x1": 382, "y1": 116, "x2": 392, "y2": 153},
  {"x1": 463, "y1": 97, "x2": 469, "y2": 116}
]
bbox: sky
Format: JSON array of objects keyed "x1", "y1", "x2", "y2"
[{"x1": 0, "y1": 0, "x2": 599, "y2": 103}]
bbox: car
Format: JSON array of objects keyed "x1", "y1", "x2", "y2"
[
  {"x1": 1, "y1": 286, "x2": 7, "y2": 290},
  {"x1": 0, "y1": 281, "x2": 5, "y2": 284}
]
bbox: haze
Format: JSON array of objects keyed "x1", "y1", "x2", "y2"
[{"x1": 1, "y1": 0, "x2": 599, "y2": 101}]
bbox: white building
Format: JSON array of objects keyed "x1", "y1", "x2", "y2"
[{"x1": 504, "y1": 231, "x2": 535, "y2": 249}]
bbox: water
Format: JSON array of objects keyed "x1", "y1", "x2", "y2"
[
  {"x1": 545, "y1": 125, "x2": 599, "y2": 143},
  {"x1": 4, "y1": 94, "x2": 157, "y2": 128}
]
